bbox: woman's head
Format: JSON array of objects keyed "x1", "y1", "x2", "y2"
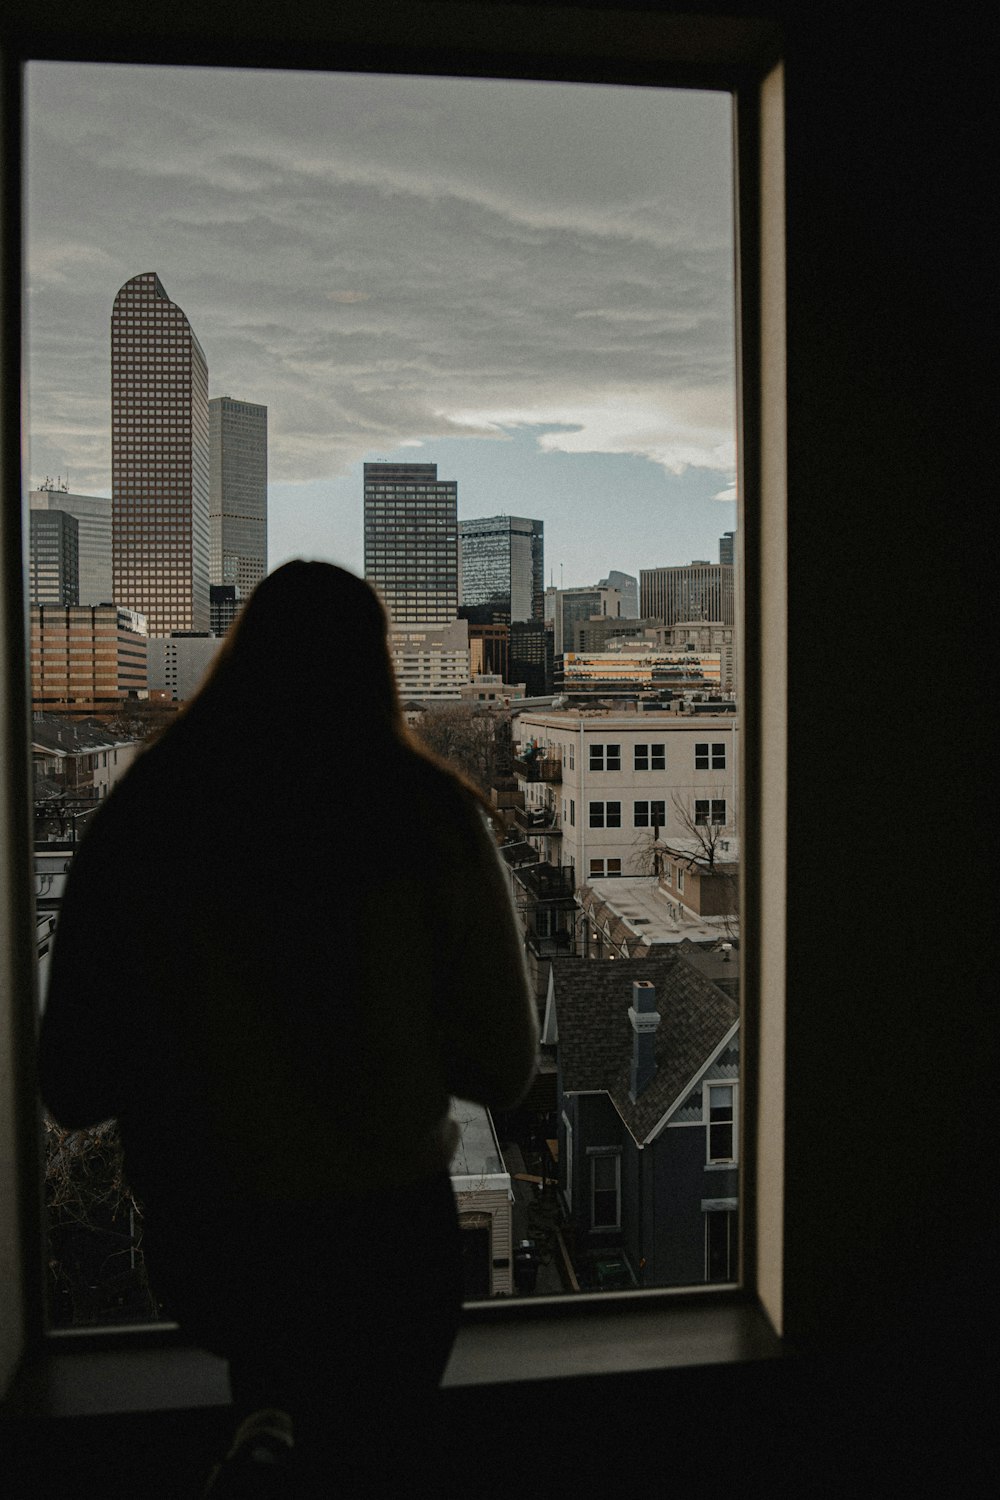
[{"x1": 185, "y1": 561, "x2": 403, "y2": 735}]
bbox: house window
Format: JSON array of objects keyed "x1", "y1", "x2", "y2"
[
  {"x1": 633, "y1": 743, "x2": 665, "y2": 771},
  {"x1": 589, "y1": 858, "x2": 605, "y2": 877},
  {"x1": 589, "y1": 801, "x2": 621, "y2": 828},
  {"x1": 589, "y1": 743, "x2": 621, "y2": 771},
  {"x1": 568, "y1": 743, "x2": 575, "y2": 770},
  {"x1": 633, "y1": 800, "x2": 666, "y2": 828},
  {"x1": 705, "y1": 1207, "x2": 738, "y2": 1282},
  {"x1": 695, "y1": 799, "x2": 726, "y2": 826},
  {"x1": 695, "y1": 742, "x2": 727, "y2": 770},
  {"x1": 677, "y1": 867, "x2": 685, "y2": 892},
  {"x1": 570, "y1": 799, "x2": 575, "y2": 826},
  {"x1": 590, "y1": 1151, "x2": 621, "y2": 1230},
  {"x1": 707, "y1": 1084, "x2": 736, "y2": 1163},
  {"x1": 607, "y1": 858, "x2": 621, "y2": 877}
]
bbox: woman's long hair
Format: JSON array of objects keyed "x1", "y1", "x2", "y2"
[{"x1": 158, "y1": 560, "x2": 492, "y2": 811}]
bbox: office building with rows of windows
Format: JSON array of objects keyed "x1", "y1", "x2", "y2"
[
  {"x1": 28, "y1": 510, "x2": 78, "y2": 607},
  {"x1": 30, "y1": 604, "x2": 149, "y2": 720},
  {"x1": 111, "y1": 272, "x2": 210, "y2": 636},
  {"x1": 209, "y1": 396, "x2": 268, "y2": 600},
  {"x1": 363, "y1": 461, "x2": 458, "y2": 625},
  {"x1": 29, "y1": 488, "x2": 113, "y2": 606},
  {"x1": 458, "y1": 514, "x2": 544, "y2": 625},
  {"x1": 640, "y1": 562, "x2": 734, "y2": 628}
]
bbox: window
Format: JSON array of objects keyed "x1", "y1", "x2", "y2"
[
  {"x1": 633, "y1": 743, "x2": 665, "y2": 771},
  {"x1": 707, "y1": 1085, "x2": 736, "y2": 1163},
  {"x1": 590, "y1": 1151, "x2": 621, "y2": 1230},
  {"x1": 570, "y1": 799, "x2": 575, "y2": 826},
  {"x1": 695, "y1": 799, "x2": 726, "y2": 826},
  {"x1": 695, "y1": 742, "x2": 726, "y2": 770},
  {"x1": 633, "y1": 800, "x2": 666, "y2": 828},
  {"x1": 705, "y1": 1207, "x2": 738, "y2": 1282},
  {"x1": 589, "y1": 743, "x2": 621, "y2": 772},
  {"x1": 589, "y1": 801, "x2": 621, "y2": 828},
  {"x1": 589, "y1": 858, "x2": 622, "y2": 878}
]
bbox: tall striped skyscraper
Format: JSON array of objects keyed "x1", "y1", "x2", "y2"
[{"x1": 111, "y1": 272, "x2": 210, "y2": 636}]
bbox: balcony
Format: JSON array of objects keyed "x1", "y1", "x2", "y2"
[
  {"x1": 513, "y1": 804, "x2": 560, "y2": 834},
  {"x1": 515, "y1": 755, "x2": 562, "y2": 784}
]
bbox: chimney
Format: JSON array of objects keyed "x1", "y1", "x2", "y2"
[{"x1": 629, "y1": 979, "x2": 661, "y2": 1100}]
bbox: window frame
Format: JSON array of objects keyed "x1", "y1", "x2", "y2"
[{"x1": 0, "y1": 0, "x2": 789, "y2": 1411}]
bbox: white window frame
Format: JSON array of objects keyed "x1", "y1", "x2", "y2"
[
  {"x1": 695, "y1": 798, "x2": 727, "y2": 826},
  {"x1": 706, "y1": 1083, "x2": 738, "y2": 1165},
  {"x1": 695, "y1": 741, "x2": 727, "y2": 770}
]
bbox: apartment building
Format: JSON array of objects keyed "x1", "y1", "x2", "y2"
[{"x1": 513, "y1": 707, "x2": 739, "y2": 881}]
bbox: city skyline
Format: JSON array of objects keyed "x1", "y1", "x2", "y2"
[{"x1": 26, "y1": 64, "x2": 738, "y2": 588}]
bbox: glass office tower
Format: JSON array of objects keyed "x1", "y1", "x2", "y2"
[{"x1": 363, "y1": 461, "x2": 459, "y2": 625}]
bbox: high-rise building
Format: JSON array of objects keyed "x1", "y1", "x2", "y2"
[
  {"x1": 640, "y1": 563, "x2": 735, "y2": 627},
  {"x1": 209, "y1": 397, "x2": 268, "y2": 599},
  {"x1": 29, "y1": 487, "x2": 112, "y2": 606},
  {"x1": 28, "y1": 510, "x2": 78, "y2": 606},
  {"x1": 363, "y1": 461, "x2": 458, "y2": 625},
  {"x1": 459, "y1": 515, "x2": 544, "y2": 624},
  {"x1": 545, "y1": 584, "x2": 624, "y2": 655},
  {"x1": 111, "y1": 272, "x2": 210, "y2": 636},
  {"x1": 597, "y1": 570, "x2": 639, "y2": 618},
  {"x1": 719, "y1": 531, "x2": 736, "y2": 567}
]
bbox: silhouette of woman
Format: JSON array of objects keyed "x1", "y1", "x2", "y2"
[{"x1": 39, "y1": 561, "x2": 537, "y2": 1493}]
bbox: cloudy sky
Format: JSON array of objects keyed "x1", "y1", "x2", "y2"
[{"x1": 25, "y1": 63, "x2": 737, "y2": 587}]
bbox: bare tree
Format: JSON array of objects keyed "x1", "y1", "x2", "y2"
[
  {"x1": 411, "y1": 705, "x2": 513, "y2": 795},
  {"x1": 44, "y1": 1118, "x2": 160, "y2": 1326}
]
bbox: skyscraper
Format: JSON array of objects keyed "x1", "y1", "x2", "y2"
[
  {"x1": 719, "y1": 531, "x2": 736, "y2": 567},
  {"x1": 111, "y1": 272, "x2": 210, "y2": 636},
  {"x1": 209, "y1": 397, "x2": 268, "y2": 599},
  {"x1": 363, "y1": 461, "x2": 458, "y2": 625},
  {"x1": 459, "y1": 515, "x2": 544, "y2": 624},
  {"x1": 640, "y1": 562, "x2": 735, "y2": 627},
  {"x1": 29, "y1": 487, "x2": 113, "y2": 606},
  {"x1": 28, "y1": 510, "x2": 79, "y2": 606}
]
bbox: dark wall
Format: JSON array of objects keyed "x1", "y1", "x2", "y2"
[{"x1": 2, "y1": 0, "x2": 992, "y2": 1483}]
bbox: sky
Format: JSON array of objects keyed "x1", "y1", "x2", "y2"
[{"x1": 25, "y1": 64, "x2": 737, "y2": 589}]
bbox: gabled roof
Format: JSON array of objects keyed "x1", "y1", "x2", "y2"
[{"x1": 552, "y1": 955, "x2": 738, "y2": 1144}]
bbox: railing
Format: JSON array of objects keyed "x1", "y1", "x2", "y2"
[{"x1": 515, "y1": 756, "x2": 562, "y2": 784}]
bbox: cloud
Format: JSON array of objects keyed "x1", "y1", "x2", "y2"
[{"x1": 24, "y1": 64, "x2": 736, "y2": 501}]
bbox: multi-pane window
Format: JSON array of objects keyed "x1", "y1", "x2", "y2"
[
  {"x1": 589, "y1": 858, "x2": 622, "y2": 878},
  {"x1": 590, "y1": 1152, "x2": 621, "y2": 1229},
  {"x1": 633, "y1": 800, "x2": 666, "y2": 828},
  {"x1": 707, "y1": 1084, "x2": 736, "y2": 1162},
  {"x1": 695, "y1": 742, "x2": 727, "y2": 770},
  {"x1": 695, "y1": 799, "x2": 726, "y2": 826},
  {"x1": 589, "y1": 743, "x2": 621, "y2": 771},
  {"x1": 589, "y1": 801, "x2": 621, "y2": 828},
  {"x1": 633, "y1": 743, "x2": 666, "y2": 771},
  {"x1": 705, "y1": 1208, "x2": 738, "y2": 1282}
]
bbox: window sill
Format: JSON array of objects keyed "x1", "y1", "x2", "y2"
[{"x1": 11, "y1": 1294, "x2": 782, "y2": 1418}]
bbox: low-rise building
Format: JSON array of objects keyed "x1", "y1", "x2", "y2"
[
  {"x1": 147, "y1": 632, "x2": 224, "y2": 702},
  {"x1": 511, "y1": 707, "x2": 740, "y2": 883},
  {"x1": 30, "y1": 604, "x2": 148, "y2": 720},
  {"x1": 449, "y1": 1098, "x2": 514, "y2": 1298},
  {"x1": 548, "y1": 956, "x2": 739, "y2": 1289}
]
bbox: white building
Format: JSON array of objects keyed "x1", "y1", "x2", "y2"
[
  {"x1": 390, "y1": 619, "x2": 470, "y2": 702},
  {"x1": 449, "y1": 1098, "x2": 514, "y2": 1298},
  {"x1": 147, "y1": 633, "x2": 223, "y2": 702},
  {"x1": 512, "y1": 706, "x2": 739, "y2": 882},
  {"x1": 29, "y1": 487, "x2": 113, "y2": 608}
]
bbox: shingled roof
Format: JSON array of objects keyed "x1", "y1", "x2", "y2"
[{"x1": 552, "y1": 955, "x2": 738, "y2": 1145}]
